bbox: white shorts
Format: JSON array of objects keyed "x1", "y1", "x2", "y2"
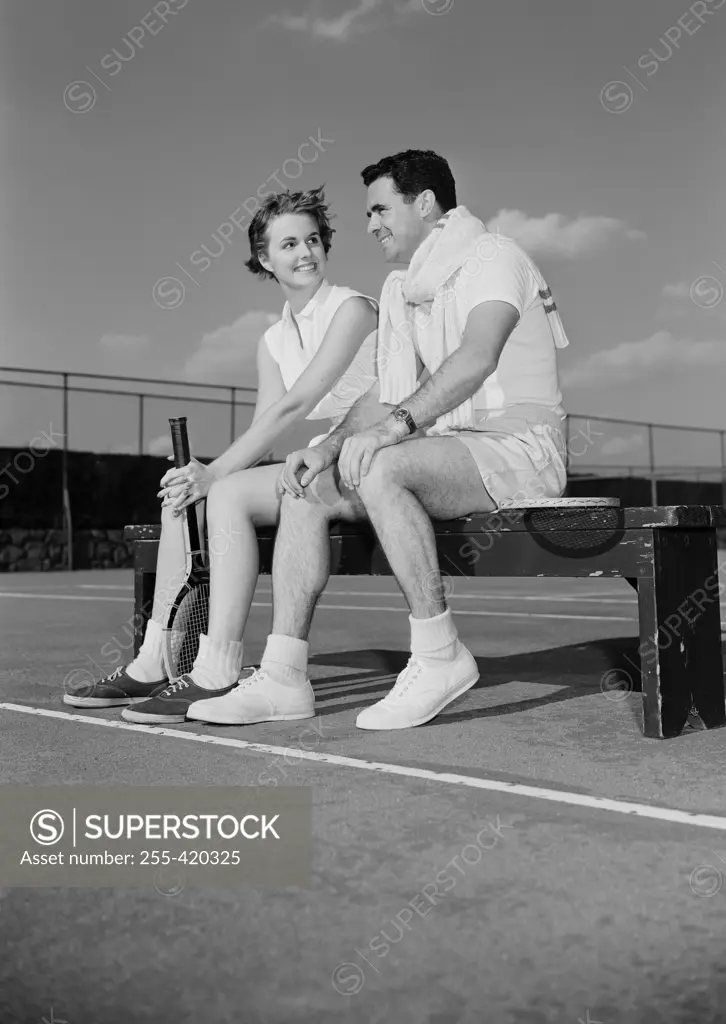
[
  {"x1": 433, "y1": 407, "x2": 568, "y2": 509},
  {"x1": 309, "y1": 408, "x2": 568, "y2": 511}
]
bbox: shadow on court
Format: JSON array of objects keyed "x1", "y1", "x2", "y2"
[{"x1": 309, "y1": 637, "x2": 647, "y2": 720}]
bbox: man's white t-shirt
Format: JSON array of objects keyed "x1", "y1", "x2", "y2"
[
  {"x1": 263, "y1": 280, "x2": 378, "y2": 429},
  {"x1": 408, "y1": 235, "x2": 567, "y2": 426}
]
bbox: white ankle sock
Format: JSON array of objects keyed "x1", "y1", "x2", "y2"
[
  {"x1": 260, "y1": 634, "x2": 309, "y2": 686},
  {"x1": 410, "y1": 608, "x2": 459, "y2": 663},
  {"x1": 189, "y1": 633, "x2": 244, "y2": 690},
  {"x1": 126, "y1": 619, "x2": 166, "y2": 682}
]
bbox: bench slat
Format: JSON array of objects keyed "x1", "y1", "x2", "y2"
[{"x1": 123, "y1": 504, "x2": 726, "y2": 543}]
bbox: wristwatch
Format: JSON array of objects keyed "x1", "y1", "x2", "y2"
[{"x1": 391, "y1": 408, "x2": 417, "y2": 436}]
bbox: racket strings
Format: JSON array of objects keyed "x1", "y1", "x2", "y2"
[
  {"x1": 525, "y1": 509, "x2": 622, "y2": 551},
  {"x1": 168, "y1": 583, "x2": 210, "y2": 677}
]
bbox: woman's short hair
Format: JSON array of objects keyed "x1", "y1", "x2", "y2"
[{"x1": 245, "y1": 186, "x2": 335, "y2": 280}]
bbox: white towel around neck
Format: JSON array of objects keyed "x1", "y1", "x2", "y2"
[{"x1": 376, "y1": 205, "x2": 569, "y2": 430}]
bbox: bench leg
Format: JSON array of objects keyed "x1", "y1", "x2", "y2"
[
  {"x1": 637, "y1": 530, "x2": 725, "y2": 738},
  {"x1": 133, "y1": 542, "x2": 157, "y2": 658}
]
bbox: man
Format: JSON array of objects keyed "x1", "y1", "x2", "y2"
[{"x1": 187, "y1": 149, "x2": 569, "y2": 731}]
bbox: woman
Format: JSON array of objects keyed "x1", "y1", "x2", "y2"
[{"x1": 64, "y1": 186, "x2": 381, "y2": 722}]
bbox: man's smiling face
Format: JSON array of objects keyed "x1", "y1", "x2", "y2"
[{"x1": 365, "y1": 176, "x2": 427, "y2": 265}]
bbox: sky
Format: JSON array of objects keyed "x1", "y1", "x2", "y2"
[{"x1": 2, "y1": 0, "x2": 725, "y2": 472}]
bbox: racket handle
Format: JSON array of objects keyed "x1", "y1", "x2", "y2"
[{"x1": 169, "y1": 417, "x2": 191, "y2": 469}]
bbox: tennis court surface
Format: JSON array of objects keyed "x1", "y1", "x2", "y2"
[{"x1": 3, "y1": 568, "x2": 726, "y2": 1024}]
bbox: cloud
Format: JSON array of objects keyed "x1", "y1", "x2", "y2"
[
  {"x1": 267, "y1": 0, "x2": 421, "y2": 42},
  {"x1": 562, "y1": 330, "x2": 726, "y2": 388},
  {"x1": 148, "y1": 433, "x2": 173, "y2": 456},
  {"x1": 99, "y1": 333, "x2": 149, "y2": 353},
  {"x1": 485, "y1": 210, "x2": 645, "y2": 258},
  {"x1": 600, "y1": 434, "x2": 644, "y2": 457},
  {"x1": 662, "y1": 281, "x2": 691, "y2": 300},
  {"x1": 183, "y1": 310, "x2": 279, "y2": 388},
  {"x1": 661, "y1": 278, "x2": 726, "y2": 322}
]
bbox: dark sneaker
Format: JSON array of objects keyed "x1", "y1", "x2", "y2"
[
  {"x1": 63, "y1": 665, "x2": 169, "y2": 708},
  {"x1": 121, "y1": 674, "x2": 237, "y2": 724}
]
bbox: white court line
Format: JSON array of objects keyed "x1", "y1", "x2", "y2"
[
  {"x1": 76, "y1": 584, "x2": 134, "y2": 590},
  {"x1": 0, "y1": 592, "x2": 129, "y2": 602},
  {"x1": 2, "y1": 586, "x2": 641, "y2": 606},
  {"x1": 295, "y1": 603, "x2": 636, "y2": 622},
  {"x1": 255, "y1": 589, "x2": 641, "y2": 606},
  {"x1": 0, "y1": 591, "x2": 635, "y2": 622},
  {"x1": 8, "y1": 584, "x2": 641, "y2": 605},
  {"x1": 75, "y1": 583, "x2": 640, "y2": 604},
  {"x1": 73, "y1": 584, "x2": 645, "y2": 602},
  {"x1": 12, "y1": 586, "x2": 726, "y2": 614},
  {"x1": 3, "y1": 702, "x2": 726, "y2": 832}
]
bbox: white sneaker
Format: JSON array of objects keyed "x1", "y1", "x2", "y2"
[
  {"x1": 355, "y1": 643, "x2": 479, "y2": 731},
  {"x1": 186, "y1": 667, "x2": 315, "y2": 725}
]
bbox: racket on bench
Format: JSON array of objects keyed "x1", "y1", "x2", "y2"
[
  {"x1": 498, "y1": 497, "x2": 624, "y2": 558},
  {"x1": 161, "y1": 416, "x2": 210, "y2": 679}
]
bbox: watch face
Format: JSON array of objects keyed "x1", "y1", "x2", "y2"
[{"x1": 393, "y1": 409, "x2": 413, "y2": 434}]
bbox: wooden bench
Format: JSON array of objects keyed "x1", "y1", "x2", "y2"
[{"x1": 124, "y1": 503, "x2": 726, "y2": 740}]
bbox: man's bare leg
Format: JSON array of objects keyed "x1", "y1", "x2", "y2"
[
  {"x1": 351, "y1": 436, "x2": 495, "y2": 730},
  {"x1": 271, "y1": 397, "x2": 394, "y2": 638},
  {"x1": 271, "y1": 467, "x2": 366, "y2": 639},
  {"x1": 355, "y1": 436, "x2": 494, "y2": 615},
  {"x1": 186, "y1": 465, "x2": 367, "y2": 725}
]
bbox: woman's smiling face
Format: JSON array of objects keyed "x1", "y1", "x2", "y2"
[{"x1": 258, "y1": 212, "x2": 327, "y2": 289}]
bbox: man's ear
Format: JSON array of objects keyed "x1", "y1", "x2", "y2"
[{"x1": 418, "y1": 189, "x2": 437, "y2": 219}]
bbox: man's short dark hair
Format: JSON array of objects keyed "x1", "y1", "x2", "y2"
[
  {"x1": 245, "y1": 186, "x2": 335, "y2": 280},
  {"x1": 360, "y1": 149, "x2": 457, "y2": 214}
]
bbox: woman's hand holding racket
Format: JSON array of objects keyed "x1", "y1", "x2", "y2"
[{"x1": 158, "y1": 457, "x2": 218, "y2": 516}]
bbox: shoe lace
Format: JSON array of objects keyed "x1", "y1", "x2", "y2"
[
  {"x1": 388, "y1": 658, "x2": 424, "y2": 699},
  {"x1": 236, "y1": 666, "x2": 265, "y2": 690},
  {"x1": 162, "y1": 676, "x2": 192, "y2": 695},
  {"x1": 104, "y1": 666, "x2": 125, "y2": 683}
]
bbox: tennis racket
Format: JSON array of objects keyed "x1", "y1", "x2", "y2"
[
  {"x1": 499, "y1": 497, "x2": 625, "y2": 558},
  {"x1": 161, "y1": 417, "x2": 210, "y2": 679}
]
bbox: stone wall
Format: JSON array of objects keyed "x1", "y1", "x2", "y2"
[{"x1": 0, "y1": 528, "x2": 134, "y2": 572}]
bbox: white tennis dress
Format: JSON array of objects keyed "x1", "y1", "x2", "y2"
[{"x1": 262, "y1": 280, "x2": 378, "y2": 447}]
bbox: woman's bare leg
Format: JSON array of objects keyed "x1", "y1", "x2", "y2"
[
  {"x1": 204, "y1": 462, "x2": 283, "y2": 642},
  {"x1": 150, "y1": 500, "x2": 207, "y2": 623}
]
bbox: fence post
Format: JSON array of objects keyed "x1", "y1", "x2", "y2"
[
  {"x1": 720, "y1": 430, "x2": 726, "y2": 508},
  {"x1": 138, "y1": 394, "x2": 144, "y2": 455},
  {"x1": 230, "y1": 387, "x2": 236, "y2": 444},
  {"x1": 62, "y1": 373, "x2": 73, "y2": 570},
  {"x1": 648, "y1": 423, "x2": 657, "y2": 506}
]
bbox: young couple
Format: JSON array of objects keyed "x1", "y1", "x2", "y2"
[{"x1": 64, "y1": 148, "x2": 569, "y2": 732}]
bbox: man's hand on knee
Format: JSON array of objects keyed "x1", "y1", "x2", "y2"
[{"x1": 339, "y1": 423, "x2": 402, "y2": 490}]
